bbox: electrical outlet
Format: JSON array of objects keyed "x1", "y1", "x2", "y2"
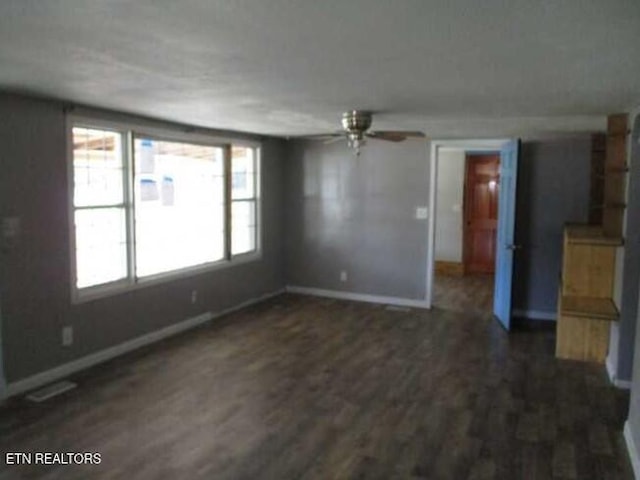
[
  {"x1": 191, "y1": 290, "x2": 198, "y2": 304},
  {"x1": 2, "y1": 217, "x2": 21, "y2": 238},
  {"x1": 415, "y1": 207, "x2": 428, "y2": 220},
  {"x1": 340, "y1": 271, "x2": 348, "y2": 282},
  {"x1": 62, "y1": 326, "x2": 73, "y2": 347}
]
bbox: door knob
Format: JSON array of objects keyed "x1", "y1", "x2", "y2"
[{"x1": 506, "y1": 244, "x2": 522, "y2": 250}]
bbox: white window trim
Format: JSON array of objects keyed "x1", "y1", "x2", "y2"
[{"x1": 67, "y1": 114, "x2": 262, "y2": 304}]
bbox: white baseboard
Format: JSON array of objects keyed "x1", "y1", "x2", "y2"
[
  {"x1": 512, "y1": 309, "x2": 556, "y2": 321},
  {"x1": 5, "y1": 289, "x2": 285, "y2": 399},
  {"x1": 606, "y1": 354, "x2": 632, "y2": 389},
  {"x1": 614, "y1": 378, "x2": 630, "y2": 389},
  {"x1": 625, "y1": 421, "x2": 640, "y2": 479},
  {"x1": 286, "y1": 285, "x2": 430, "y2": 309}
]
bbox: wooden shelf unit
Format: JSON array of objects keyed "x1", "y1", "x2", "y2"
[
  {"x1": 556, "y1": 113, "x2": 627, "y2": 363},
  {"x1": 556, "y1": 226, "x2": 620, "y2": 363},
  {"x1": 603, "y1": 114, "x2": 628, "y2": 237},
  {"x1": 560, "y1": 295, "x2": 618, "y2": 321},
  {"x1": 589, "y1": 133, "x2": 606, "y2": 224}
]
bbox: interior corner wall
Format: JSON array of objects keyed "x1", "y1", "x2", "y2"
[
  {"x1": 625, "y1": 280, "x2": 640, "y2": 477},
  {"x1": 613, "y1": 112, "x2": 640, "y2": 382},
  {"x1": 284, "y1": 139, "x2": 430, "y2": 300},
  {"x1": 435, "y1": 149, "x2": 465, "y2": 263},
  {"x1": 0, "y1": 93, "x2": 286, "y2": 384},
  {"x1": 512, "y1": 137, "x2": 592, "y2": 316}
]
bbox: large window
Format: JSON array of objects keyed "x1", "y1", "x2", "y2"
[
  {"x1": 70, "y1": 120, "x2": 260, "y2": 300},
  {"x1": 133, "y1": 138, "x2": 226, "y2": 277}
]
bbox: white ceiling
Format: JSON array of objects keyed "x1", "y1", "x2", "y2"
[{"x1": 0, "y1": 0, "x2": 639, "y2": 138}]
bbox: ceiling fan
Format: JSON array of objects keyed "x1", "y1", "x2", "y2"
[{"x1": 302, "y1": 110, "x2": 425, "y2": 156}]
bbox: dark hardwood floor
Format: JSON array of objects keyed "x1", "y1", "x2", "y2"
[
  {"x1": 433, "y1": 273, "x2": 495, "y2": 315},
  {"x1": 0, "y1": 294, "x2": 632, "y2": 479}
]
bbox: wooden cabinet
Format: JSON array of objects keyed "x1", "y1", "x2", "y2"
[{"x1": 556, "y1": 226, "x2": 621, "y2": 363}]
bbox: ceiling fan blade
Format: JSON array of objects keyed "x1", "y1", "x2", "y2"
[
  {"x1": 298, "y1": 133, "x2": 343, "y2": 142},
  {"x1": 367, "y1": 131, "x2": 426, "y2": 142},
  {"x1": 323, "y1": 136, "x2": 345, "y2": 145}
]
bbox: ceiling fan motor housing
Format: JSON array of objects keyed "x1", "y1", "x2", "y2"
[{"x1": 341, "y1": 110, "x2": 372, "y2": 135}]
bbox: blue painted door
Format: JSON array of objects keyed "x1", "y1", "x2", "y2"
[{"x1": 493, "y1": 140, "x2": 519, "y2": 330}]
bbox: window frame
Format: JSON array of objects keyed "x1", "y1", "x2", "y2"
[
  {"x1": 231, "y1": 144, "x2": 261, "y2": 256},
  {"x1": 67, "y1": 115, "x2": 262, "y2": 304}
]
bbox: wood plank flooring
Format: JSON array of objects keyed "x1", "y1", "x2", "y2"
[
  {"x1": 0, "y1": 294, "x2": 632, "y2": 479},
  {"x1": 434, "y1": 273, "x2": 495, "y2": 315}
]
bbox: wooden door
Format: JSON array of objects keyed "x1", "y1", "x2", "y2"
[{"x1": 464, "y1": 154, "x2": 500, "y2": 274}]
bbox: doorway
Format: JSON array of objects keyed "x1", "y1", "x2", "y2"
[
  {"x1": 426, "y1": 139, "x2": 519, "y2": 328},
  {"x1": 430, "y1": 147, "x2": 498, "y2": 314}
]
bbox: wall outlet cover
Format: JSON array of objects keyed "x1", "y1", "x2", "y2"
[
  {"x1": 62, "y1": 326, "x2": 73, "y2": 347},
  {"x1": 415, "y1": 207, "x2": 428, "y2": 220},
  {"x1": 2, "y1": 217, "x2": 21, "y2": 238}
]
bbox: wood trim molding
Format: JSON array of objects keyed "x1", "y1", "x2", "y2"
[
  {"x1": 512, "y1": 309, "x2": 556, "y2": 321},
  {"x1": 286, "y1": 286, "x2": 430, "y2": 309}
]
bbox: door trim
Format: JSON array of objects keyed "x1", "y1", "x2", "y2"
[{"x1": 426, "y1": 139, "x2": 510, "y2": 308}]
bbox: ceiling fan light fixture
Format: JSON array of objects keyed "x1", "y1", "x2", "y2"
[{"x1": 347, "y1": 133, "x2": 365, "y2": 156}]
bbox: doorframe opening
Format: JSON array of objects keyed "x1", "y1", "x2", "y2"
[{"x1": 425, "y1": 139, "x2": 511, "y2": 308}]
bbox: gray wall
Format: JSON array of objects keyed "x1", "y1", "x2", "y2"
[
  {"x1": 435, "y1": 149, "x2": 465, "y2": 263},
  {"x1": 627, "y1": 282, "x2": 640, "y2": 474},
  {"x1": 285, "y1": 139, "x2": 430, "y2": 300},
  {"x1": 624, "y1": 112, "x2": 640, "y2": 467},
  {"x1": 284, "y1": 137, "x2": 592, "y2": 313},
  {"x1": 613, "y1": 113, "x2": 640, "y2": 382},
  {"x1": 0, "y1": 94, "x2": 286, "y2": 383},
  {"x1": 512, "y1": 137, "x2": 592, "y2": 315}
]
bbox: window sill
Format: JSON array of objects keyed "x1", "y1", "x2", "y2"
[{"x1": 72, "y1": 251, "x2": 262, "y2": 305}]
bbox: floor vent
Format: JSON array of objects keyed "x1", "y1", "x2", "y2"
[{"x1": 26, "y1": 381, "x2": 77, "y2": 403}]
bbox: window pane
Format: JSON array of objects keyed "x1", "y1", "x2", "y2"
[
  {"x1": 232, "y1": 200, "x2": 256, "y2": 255},
  {"x1": 75, "y1": 208, "x2": 127, "y2": 288},
  {"x1": 73, "y1": 127, "x2": 124, "y2": 207},
  {"x1": 232, "y1": 226, "x2": 256, "y2": 255},
  {"x1": 134, "y1": 138, "x2": 225, "y2": 277},
  {"x1": 232, "y1": 146, "x2": 255, "y2": 200}
]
